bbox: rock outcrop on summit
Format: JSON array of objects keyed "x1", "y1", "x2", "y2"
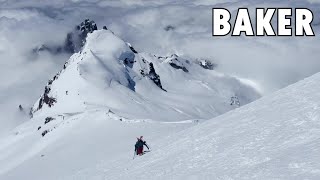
[{"x1": 64, "y1": 19, "x2": 98, "y2": 53}]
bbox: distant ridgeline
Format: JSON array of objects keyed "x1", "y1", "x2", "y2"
[{"x1": 212, "y1": 8, "x2": 315, "y2": 36}]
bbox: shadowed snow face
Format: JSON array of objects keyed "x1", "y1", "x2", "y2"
[{"x1": 0, "y1": 0, "x2": 320, "y2": 132}]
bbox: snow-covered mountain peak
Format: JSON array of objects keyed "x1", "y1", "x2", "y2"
[
  {"x1": 80, "y1": 30, "x2": 135, "y2": 89},
  {"x1": 31, "y1": 25, "x2": 260, "y2": 122},
  {"x1": 84, "y1": 29, "x2": 130, "y2": 56}
]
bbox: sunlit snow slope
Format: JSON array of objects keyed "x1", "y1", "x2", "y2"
[
  {"x1": 112, "y1": 72, "x2": 320, "y2": 180},
  {"x1": 1, "y1": 63, "x2": 319, "y2": 180}
]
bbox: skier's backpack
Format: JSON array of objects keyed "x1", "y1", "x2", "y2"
[{"x1": 135, "y1": 139, "x2": 144, "y2": 148}]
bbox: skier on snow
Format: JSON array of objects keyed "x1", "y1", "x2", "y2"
[{"x1": 135, "y1": 136, "x2": 149, "y2": 156}]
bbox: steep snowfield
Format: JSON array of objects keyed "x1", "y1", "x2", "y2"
[
  {"x1": 0, "y1": 110, "x2": 196, "y2": 179},
  {"x1": 112, "y1": 72, "x2": 320, "y2": 180},
  {"x1": 1, "y1": 62, "x2": 319, "y2": 180},
  {"x1": 0, "y1": 107, "x2": 196, "y2": 180}
]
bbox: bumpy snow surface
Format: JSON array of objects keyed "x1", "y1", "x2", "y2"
[{"x1": 0, "y1": 29, "x2": 319, "y2": 180}]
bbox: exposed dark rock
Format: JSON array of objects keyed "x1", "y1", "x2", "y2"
[
  {"x1": 19, "y1": 105, "x2": 23, "y2": 111},
  {"x1": 107, "y1": 109, "x2": 114, "y2": 114},
  {"x1": 42, "y1": 130, "x2": 49, "y2": 137},
  {"x1": 44, "y1": 117, "x2": 55, "y2": 124},
  {"x1": 38, "y1": 126, "x2": 41, "y2": 130},
  {"x1": 35, "y1": 70, "x2": 64, "y2": 112},
  {"x1": 148, "y1": 62, "x2": 166, "y2": 91},
  {"x1": 169, "y1": 62, "x2": 188, "y2": 72},
  {"x1": 198, "y1": 59, "x2": 216, "y2": 70},
  {"x1": 63, "y1": 19, "x2": 98, "y2": 53},
  {"x1": 129, "y1": 45, "x2": 138, "y2": 54},
  {"x1": 140, "y1": 69, "x2": 146, "y2": 76},
  {"x1": 157, "y1": 54, "x2": 188, "y2": 73},
  {"x1": 38, "y1": 85, "x2": 57, "y2": 110},
  {"x1": 53, "y1": 74, "x2": 59, "y2": 81},
  {"x1": 48, "y1": 79, "x2": 53, "y2": 85},
  {"x1": 78, "y1": 19, "x2": 98, "y2": 33},
  {"x1": 29, "y1": 107, "x2": 33, "y2": 118}
]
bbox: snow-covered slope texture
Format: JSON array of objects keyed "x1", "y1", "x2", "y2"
[
  {"x1": 0, "y1": 106, "x2": 197, "y2": 179},
  {"x1": 2, "y1": 64, "x2": 318, "y2": 180},
  {"x1": 31, "y1": 29, "x2": 260, "y2": 122},
  {"x1": 111, "y1": 72, "x2": 320, "y2": 180}
]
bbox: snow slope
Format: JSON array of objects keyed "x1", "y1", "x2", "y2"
[
  {"x1": 111, "y1": 72, "x2": 320, "y2": 180},
  {"x1": 0, "y1": 109, "x2": 196, "y2": 179},
  {"x1": 0, "y1": 1, "x2": 319, "y2": 178},
  {"x1": 0, "y1": 28, "x2": 260, "y2": 180},
  {"x1": 0, "y1": 62, "x2": 319, "y2": 179}
]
